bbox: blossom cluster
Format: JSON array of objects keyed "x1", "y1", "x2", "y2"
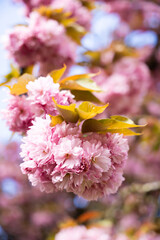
[
  {"x1": 2, "y1": 70, "x2": 130, "y2": 200},
  {"x1": 2, "y1": 75, "x2": 74, "y2": 133},
  {"x1": 14, "y1": 0, "x2": 92, "y2": 29},
  {"x1": 50, "y1": 0, "x2": 92, "y2": 29},
  {"x1": 14, "y1": 0, "x2": 52, "y2": 14},
  {"x1": 94, "y1": 57, "x2": 151, "y2": 116},
  {"x1": 5, "y1": 12, "x2": 77, "y2": 75},
  {"x1": 20, "y1": 116, "x2": 128, "y2": 200}
]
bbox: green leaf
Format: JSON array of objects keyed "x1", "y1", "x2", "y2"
[
  {"x1": 61, "y1": 17, "x2": 76, "y2": 27},
  {"x1": 60, "y1": 78, "x2": 102, "y2": 92},
  {"x1": 66, "y1": 23, "x2": 87, "y2": 44},
  {"x1": 36, "y1": 6, "x2": 71, "y2": 22},
  {"x1": 49, "y1": 65, "x2": 66, "y2": 83},
  {"x1": 24, "y1": 65, "x2": 34, "y2": 74},
  {"x1": 71, "y1": 90, "x2": 102, "y2": 104},
  {"x1": 76, "y1": 102, "x2": 108, "y2": 120},
  {"x1": 53, "y1": 98, "x2": 79, "y2": 123},
  {"x1": 110, "y1": 115, "x2": 135, "y2": 125},
  {"x1": 84, "y1": 50, "x2": 100, "y2": 60},
  {"x1": 81, "y1": 0, "x2": 95, "y2": 10},
  {"x1": 5, "y1": 73, "x2": 35, "y2": 95},
  {"x1": 76, "y1": 78, "x2": 101, "y2": 91},
  {"x1": 82, "y1": 118, "x2": 145, "y2": 135},
  {"x1": 106, "y1": 129, "x2": 141, "y2": 136},
  {"x1": 50, "y1": 115, "x2": 64, "y2": 127},
  {"x1": 60, "y1": 72, "x2": 98, "y2": 83},
  {"x1": 0, "y1": 65, "x2": 20, "y2": 87}
]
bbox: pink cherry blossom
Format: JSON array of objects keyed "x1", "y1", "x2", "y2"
[
  {"x1": 2, "y1": 94, "x2": 34, "y2": 133},
  {"x1": 5, "y1": 12, "x2": 77, "y2": 75},
  {"x1": 20, "y1": 116, "x2": 129, "y2": 200},
  {"x1": 50, "y1": 0, "x2": 91, "y2": 29},
  {"x1": 94, "y1": 58, "x2": 151, "y2": 115},
  {"x1": 55, "y1": 226, "x2": 112, "y2": 240},
  {"x1": 27, "y1": 75, "x2": 74, "y2": 116},
  {"x1": 14, "y1": 0, "x2": 52, "y2": 14},
  {"x1": 14, "y1": 0, "x2": 91, "y2": 29}
]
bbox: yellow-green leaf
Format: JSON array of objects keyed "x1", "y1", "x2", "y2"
[
  {"x1": 50, "y1": 115, "x2": 64, "y2": 127},
  {"x1": 66, "y1": 23, "x2": 86, "y2": 44},
  {"x1": 81, "y1": 0, "x2": 96, "y2": 10},
  {"x1": 105, "y1": 117, "x2": 146, "y2": 129},
  {"x1": 60, "y1": 72, "x2": 98, "y2": 84},
  {"x1": 0, "y1": 65, "x2": 20, "y2": 87},
  {"x1": 110, "y1": 115, "x2": 135, "y2": 124},
  {"x1": 6, "y1": 73, "x2": 35, "y2": 95},
  {"x1": 71, "y1": 90, "x2": 102, "y2": 104},
  {"x1": 76, "y1": 78, "x2": 101, "y2": 91},
  {"x1": 60, "y1": 78, "x2": 102, "y2": 92},
  {"x1": 53, "y1": 98, "x2": 79, "y2": 123},
  {"x1": 36, "y1": 6, "x2": 71, "y2": 22},
  {"x1": 82, "y1": 118, "x2": 145, "y2": 135},
  {"x1": 106, "y1": 128, "x2": 141, "y2": 136},
  {"x1": 24, "y1": 65, "x2": 34, "y2": 74},
  {"x1": 61, "y1": 17, "x2": 76, "y2": 27},
  {"x1": 49, "y1": 65, "x2": 66, "y2": 83},
  {"x1": 84, "y1": 50, "x2": 100, "y2": 60},
  {"x1": 77, "y1": 102, "x2": 108, "y2": 120}
]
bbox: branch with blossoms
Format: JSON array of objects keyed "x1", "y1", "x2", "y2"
[{"x1": 1, "y1": 66, "x2": 144, "y2": 201}]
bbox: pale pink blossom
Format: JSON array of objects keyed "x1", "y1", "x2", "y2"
[
  {"x1": 14, "y1": 0, "x2": 91, "y2": 29},
  {"x1": 2, "y1": 94, "x2": 34, "y2": 133},
  {"x1": 20, "y1": 116, "x2": 129, "y2": 200},
  {"x1": 94, "y1": 58, "x2": 151, "y2": 115},
  {"x1": 5, "y1": 12, "x2": 77, "y2": 75},
  {"x1": 14, "y1": 0, "x2": 52, "y2": 14},
  {"x1": 51, "y1": 0, "x2": 91, "y2": 29},
  {"x1": 27, "y1": 75, "x2": 74, "y2": 116},
  {"x1": 55, "y1": 226, "x2": 112, "y2": 240}
]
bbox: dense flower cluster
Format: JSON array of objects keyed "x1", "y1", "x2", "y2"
[
  {"x1": 50, "y1": 0, "x2": 92, "y2": 29},
  {"x1": 14, "y1": 0, "x2": 52, "y2": 14},
  {"x1": 27, "y1": 75, "x2": 74, "y2": 116},
  {"x1": 14, "y1": 0, "x2": 92, "y2": 29},
  {"x1": 20, "y1": 116, "x2": 129, "y2": 200},
  {"x1": 2, "y1": 75, "x2": 74, "y2": 133},
  {"x1": 2, "y1": 94, "x2": 34, "y2": 133},
  {"x1": 5, "y1": 12, "x2": 77, "y2": 75},
  {"x1": 94, "y1": 58, "x2": 151, "y2": 115}
]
